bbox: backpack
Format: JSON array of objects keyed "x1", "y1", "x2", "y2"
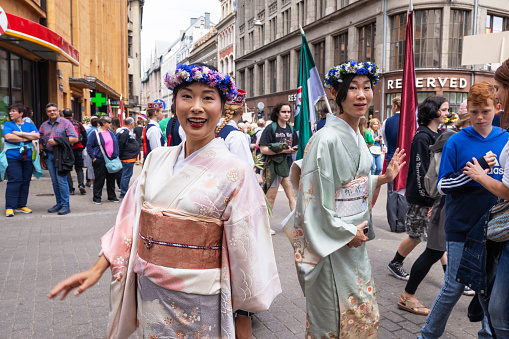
[{"x1": 424, "y1": 149, "x2": 442, "y2": 199}]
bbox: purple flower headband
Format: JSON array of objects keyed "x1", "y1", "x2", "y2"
[{"x1": 164, "y1": 64, "x2": 238, "y2": 102}]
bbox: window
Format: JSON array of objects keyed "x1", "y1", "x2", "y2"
[
  {"x1": 248, "y1": 67, "x2": 254, "y2": 97},
  {"x1": 359, "y1": 22, "x2": 376, "y2": 62},
  {"x1": 333, "y1": 32, "x2": 348, "y2": 65},
  {"x1": 269, "y1": 59, "x2": 277, "y2": 92},
  {"x1": 417, "y1": 91, "x2": 436, "y2": 104},
  {"x1": 259, "y1": 62, "x2": 265, "y2": 95},
  {"x1": 238, "y1": 70, "x2": 245, "y2": 91},
  {"x1": 259, "y1": 24, "x2": 265, "y2": 45},
  {"x1": 414, "y1": 9, "x2": 442, "y2": 68},
  {"x1": 385, "y1": 93, "x2": 401, "y2": 119},
  {"x1": 283, "y1": 8, "x2": 292, "y2": 35},
  {"x1": 390, "y1": 13, "x2": 406, "y2": 70},
  {"x1": 128, "y1": 35, "x2": 133, "y2": 58},
  {"x1": 313, "y1": 41, "x2": 326, "y2": 78},
  {"x1": 249, "y1": 31, "x2": 254, "y2": 51},
  {"x1": 270, "y1": 17, "x2": 277, "y2": 41},
  {"x1": 298, "y1": 0, "x2": 306, "y2": 27},
  {"x1": 486, "y1": 14, "x2": 509, "y2": 33},
  {"x1": 240, "y1": 37, "x2": 245, "y2": 56},
  {"x1": 443, "y1": 91, "x2": 468, "y2": 113},
  {"x1": 449, "y1": 10, "x2": 470, "y2": 68},
  {"x1": 282, "y1": 54, "x2": 290, "y2": 90},
  {"x1": 338, "y1": 0, "x2": 347, "y2": 9},
  {"x1": 316, "y1": 0, "x2": 326, "y2": 20},
  {"x1": 129, "y1": 75, "x2": 133, "y2": 96}
]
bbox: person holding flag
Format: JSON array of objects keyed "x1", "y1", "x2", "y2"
[{"x1": 287, "y1": 59, "x2": 406, "y2": 338}]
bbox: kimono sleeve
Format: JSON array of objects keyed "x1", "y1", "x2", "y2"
[
  {"x1": 296, "y1": 137, "x2": 357, "y2": 259},
  {"x1": 222, "y1": 162, "x2": 281, "y2": 313}
]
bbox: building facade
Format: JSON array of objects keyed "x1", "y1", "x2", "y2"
[
  {"x1": 217, "y1": 0, "x2": 236, "y2": 78},
  {"x1": 128, "y1": 0, "x2": 144, "y2": 114},
  {"x1": 235, "y1": 0, "x2": 509, "y2": 121},
  {"x1": 185, "y1": 28, "x2": 218, "y2": 68},
  {"x1": 0, "y1": 0, "x2": 130, "y2": 126}
]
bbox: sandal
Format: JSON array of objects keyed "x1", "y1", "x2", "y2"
[{"x1": 397, "y1": 296, "x2": 430, "y2": 316}]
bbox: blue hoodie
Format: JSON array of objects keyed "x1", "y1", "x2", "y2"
[{"x1": 438, "y1": 126, "x2": 509, "y2": 242}]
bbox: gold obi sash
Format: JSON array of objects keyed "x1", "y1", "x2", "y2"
[{"x1": 138, "y1": 202, "x2": 224, "y2": 269}]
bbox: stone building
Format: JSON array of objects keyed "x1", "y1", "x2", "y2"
[
  {"x1": 217, "y1": 0, "x2": 236, "y2": 78},
  {"x1": 235, "y1": 0, "x2": 509, "y2": 121},
  {"x1": 185, "y1": 28, "x2": 218, "y2": 68},
  {"x1": 128, "y1": 0, "x2": 144, "y2": 115},
  {"x1": 0, "y1": 0, "x2": 131, "y2": 125}
]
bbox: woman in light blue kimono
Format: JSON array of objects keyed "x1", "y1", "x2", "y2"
[{"x1": 290, "y1": 62, "x2": 406, "y2": 338}]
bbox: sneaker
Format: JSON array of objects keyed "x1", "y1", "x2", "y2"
[
  {"x1": 270, "y1": 228, "x2": 276, "y2": 235},
  {"x1": 48, "y1": 205, "x2": 62, "y2": 213},
  {"x1": 79, "y1": 185, "x2": 86, "y2": 195},
  {"x1": 69, "y1": 188, "x2": 75, "y2": 195},
  {"x1": 86, "y1": 181, "x2": 91, "y2": 187},
  {"x1": 119, "y1": 193, "x2": 125, "y2": 199},
  {"x1": 15, "y1": 207, "x2": 32, "y2": 214},
  {"x1": 93, "y1": 200, "x2": 102, "y2": 205},
  {"x1": 108, "y1": 198, "x2": 120, "y2": 203},
  {"x1": 463, "y1": 286, "x2": 475, "y2": 296},
  {"x1": 387, "y1": 262, "x2": 410, "y2": 281},
  {"x1": 6, "y1": 209, "x2": 14, "y2": 217},
  {"x1": 57, "y1": 206, "x2": 71, "y2": 215}
]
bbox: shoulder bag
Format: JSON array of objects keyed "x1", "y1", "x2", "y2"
[
  {"x1": 95, "y1": 130, "x2": 122, "y2": 173},
  {"x1": 487, "y1": 200, "x2": 509, "y2": 242}
]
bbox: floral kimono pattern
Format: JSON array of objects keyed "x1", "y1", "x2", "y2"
[
  {"x1": 291, "y1": 115, "x2": 380, "y2": 338},
  {"x1": 100, "y1": 139, "x2": 281, "y2": 338}
]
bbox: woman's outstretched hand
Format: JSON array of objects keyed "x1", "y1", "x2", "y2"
[
  {"x1": 385, "y1": 148, "x2": 406, "y2": 182},
  {"x1": 48, "y1": 254, "x2": 109, "y2": 300}
]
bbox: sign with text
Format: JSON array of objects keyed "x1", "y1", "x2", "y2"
[
  {"x1": 0, "y1": 6, "x2": 8, "y2": 36},
  {"x1": 387, "y1": 77, "x2": 468, "y2": 90}
]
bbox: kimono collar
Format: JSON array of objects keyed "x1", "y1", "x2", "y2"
[{"x1": 329, "y1": 114, "x2": 359, "y2": 146}]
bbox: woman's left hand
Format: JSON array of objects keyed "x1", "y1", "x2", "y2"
[
  {"x1": 463, "y1": 157, "x2": 489, "y2": 182},
  {"x1": 384, "y1": 148, "x2": 406, "y2": 181}
]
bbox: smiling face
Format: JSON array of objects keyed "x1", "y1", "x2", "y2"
[
  {"x1": 341, "y1": 75, "x2": 373, "y2": 119},
  {"x1": 175, "y1": 82, "x2": 223, "y2": 150},
  {"x1": 436, "y1": 101, "x2": 450, "y2": 124},
  {"x1": 468, "y1": 98, "x2": 496, "y2": 135}
]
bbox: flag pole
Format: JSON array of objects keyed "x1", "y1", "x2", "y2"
[{"x1": 299, "y1": 25, "x2": 333, "y2": 116}]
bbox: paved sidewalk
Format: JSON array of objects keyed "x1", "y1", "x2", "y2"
[{"x1": 0, "y1": 168, "x2": 482, "y2": 338}]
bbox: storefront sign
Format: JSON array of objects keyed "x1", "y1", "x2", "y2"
[
  {"x1": 0, "y1": 6, "x2": 8, "y2": 36},
  {"x1": 288, "y1": 94, "x2": 296, "y2": 102},
  {"x1": 387, "y1": 77, "x2": 468, "y2": 90}
]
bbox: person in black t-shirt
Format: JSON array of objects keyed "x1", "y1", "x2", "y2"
[
  {"x1": 133, "y1": 120, "x2": 144, "y2": 164},
  {"x1": 259, "y1": 102, "x2": 299, "y2": 223}
]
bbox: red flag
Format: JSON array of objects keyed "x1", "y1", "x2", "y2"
[
  {"x1": 393, "y1": 1, "x2": 418, "y2": 191},
  {"x1": 118, "y1": 95, "x2": 125, "y2": 126},
  {"x1": 108, "y1": 100, "x2": 114, "y2": 118}
]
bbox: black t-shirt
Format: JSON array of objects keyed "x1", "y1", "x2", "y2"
[
  {"x1": 259, "y1": 122, "x2": 299, "y2": 169},
  {"x1": 133, "y1": 126, "x2": 143, "y2": 144}
]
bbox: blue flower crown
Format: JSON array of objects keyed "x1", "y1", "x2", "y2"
[
  {"x1": 324, "y1": 61, "x2": 380, "y2": 88},
  {"x1": 164, "y1": 64, "x2": 238, "y2": 102}
]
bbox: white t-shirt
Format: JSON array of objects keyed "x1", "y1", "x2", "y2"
[
  {"x1": 146, "y1": 119, "x2": 164, "y2": 151},
  {"x1": 217, "y1": 118, "x2": 255, "y2": 168},
  {"x1": 499, "y1": 140, "x2": 509, "y2": 188}
]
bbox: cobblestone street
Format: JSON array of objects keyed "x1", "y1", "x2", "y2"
[{"x1": 0, "y1": 168, "x2": 482, "y2": 338}]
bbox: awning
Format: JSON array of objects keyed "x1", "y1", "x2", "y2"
[
  {"x1": 69, "y1": 77, "x2": 96, "y2": 90},
  {"x1": 88, "y1": 77, "x2": 121, "y2": 100},
  {"x1": 1, "y1": 13, "x2": 79, "y2": 65}
]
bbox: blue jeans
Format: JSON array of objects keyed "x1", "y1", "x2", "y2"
[
  {"x1": 46, "y1": 152, "x2": 70, "y2": 207},
  {"x1": 119, "y1": 161, "x2": 134, "y2": 195},
  {"x1": 479, "y1": 242, "x2": 509, "y2": 338},
  {"x1": 420, "y1": 241, "x2": 492, "y2": 339},
  {"x1": 371, "y1": 153, "x2": 383, "y2": 175},
  {"x1": 5, "y1": 158, "x2": 33, "y2": 209}
]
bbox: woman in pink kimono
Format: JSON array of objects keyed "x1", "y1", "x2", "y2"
[{"x1": 49, "y1": 63, "x2": 281, "y2": 339}]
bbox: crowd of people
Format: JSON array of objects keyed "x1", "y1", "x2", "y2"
[{"x1": 1, "y1": 57, "x2": 507, "y2": 338}]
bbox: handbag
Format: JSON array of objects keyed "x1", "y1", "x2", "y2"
[
  {"x1": 487, "y1": 200, "x2": 509, "y2": 242},
  {"x1": 95, "y1": 130, "x2": 122, "y2": 173}
]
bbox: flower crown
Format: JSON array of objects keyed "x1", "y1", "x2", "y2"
[
  {"x1": 164, "y1": 64, "x2": 238, "y2": 102},
  {"x1": 324, "y1": 61, "x2": 380, "y2": 88}
]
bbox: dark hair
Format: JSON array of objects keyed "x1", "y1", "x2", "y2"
[
  {"x1": 8, "y1": 104, "x2": 26, "y2": 121},
  {"x1": 418, "y1": 95, "x2": 448, "y2": 126},
  {"x1": 332, "y1": 72, "x2": 376, "y2": 114},
  {"x1": 46, "y1": 103, "x2": 58, "y2": 111},
  {"x1": 270, "y1": 102, "x2": 292, "y2": 122},
  {"x1": 137, "y1": 120, "x2": 142, "y2": 126},
  {"x1": 171, "y1": 63, "x2": 227, "y2": 109},
  {"x1": 62, "y1": 108, "x2": 73, "y2": 118},
  {"x1": 319, "y1": 102, "x2": 330, "y2": 119},
  {"x1": 111, "y1": 117, "x2": 121, "y2": 130},
  {"x1": 495, "y1": 59, "x2": 509, "y2": 128},
  {"x1": 91, "y1": 116, "x2": 100, "y2": 127},
  {"x1": 24, "y1": 107, "x2": 33, "y2": 119}
]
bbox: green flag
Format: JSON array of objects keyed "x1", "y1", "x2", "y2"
[{"x1": 294, "y1": 32, "x2": 327, "y2": 160}]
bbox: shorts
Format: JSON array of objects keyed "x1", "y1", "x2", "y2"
[
  {"x1": 270, "y1": 174, "x2": 283, "y2": 188},
  {"x1": 405, "y1": 203, "x2": 429, "y2": 242}
]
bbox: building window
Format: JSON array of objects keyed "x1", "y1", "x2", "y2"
[
  {"x1": 443, "y1": 91, "x2": 468, "y2": 113},
  {"x1": 313, "y1": 41, "x2": 326, "y2": 78},
  {"x1": 385, "y1": 93, "x2": 401, "y2": 119},
  {"x1": 338, "y1": 0, "x2": 347, "y2": 9},
  {"x1": 248, "y1": 67, "x2": 254, "y2": 97},
  {"x1": 259, "y1": 24, "x2": 265, "y2": 45},
  {"x1": 238, "y1": 70, "x2": 245, "y2": 91},
  {"x1": 282, "y1": 54, "x2": 290, "y2": 90},
  {"x1": 298, "y1": 0, "x2": 306, "y2": 27},
  {"x1": 270, "y1": 17, "x2": 277, "y2": 41},
  {"x1": 449, "y1": 10, "x2": 470, "y2": 68},
  {"x1": 359, "y1": 22, "x2": 376, "y2": 62},
  {"x1": 414, "y1": 9, "x2": 442, "y2": 68},
  {"x1": 333, "y1": 32, "x2": 348, "y2": 65},
  {"x1": 128, "y1": 36, "x2": 133, "y2": 58},
  {"x1": 259, "y1": 62, "x2": 265, "y2": 95},
  {"x1": 486, "y1": 14, "x2": 509, "y2": 33},
  {"x1": 129, "y1": 75, "x2": 133, "y2": 96},
  {"x1": 316, "y1": 0, "x2": 326, "y2": 20},
  {"x1": 249, "y1": 31, "x2": 254, "y2": 51},
  {"x1": 390, "y1": 13, "x2": 406, "y2": 70},
  {"x1": 283, "y1": 8, "x2": 292, "y2": 35},
  {"x1": 240, "y1": 37, "x2": 245, "y2": 56},
  {"x1": 269, "y1": 59, "x2": 277, "y2": 93}
]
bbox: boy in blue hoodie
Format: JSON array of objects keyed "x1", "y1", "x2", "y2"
[{"x1": 420, "y1": 82, "x2": 507, "y2": 339}]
